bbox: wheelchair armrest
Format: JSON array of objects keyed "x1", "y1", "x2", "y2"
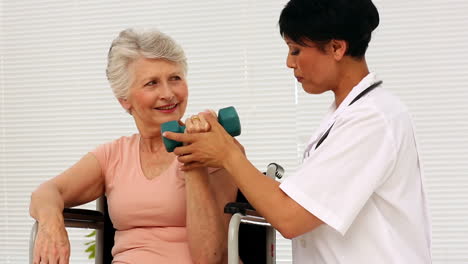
[
  {"x1": 224, "y1": 202, "x2": 262, "y2": 218},
  {"x1": 63, "y1": 208, "x2": 105, "y2": 229}
]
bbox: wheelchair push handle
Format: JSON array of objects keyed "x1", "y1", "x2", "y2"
[{"x1": 161, "y1": 106, "x2": 241, "y2": 152}]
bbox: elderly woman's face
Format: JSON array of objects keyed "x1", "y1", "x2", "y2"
[{"x1": 122, "y1": 57, "x2": 188, "y2": 128}]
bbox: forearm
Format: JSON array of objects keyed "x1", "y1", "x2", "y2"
[
  {"x1": 223, "y1": 150, "x2": 309, "y2": 238},
  {"x1": 30, "y1": 181, "x2": 65, "y2": 225},
  {"x1": 169, "y1": 113, "x2": 321, "y2": 238},
  {"x1": 185, "y1": 168, "x2": 227, "y2": 263}
]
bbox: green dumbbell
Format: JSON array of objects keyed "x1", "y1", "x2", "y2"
[{"x1": 161, "y1": 106, "x2": 241, "y2": 152}]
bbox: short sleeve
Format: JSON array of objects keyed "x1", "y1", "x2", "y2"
[
  {"x1": 280, "y1": 106, "x2": 397, "y2": 235},
  {"x1": 90, "y1": 143, "x2": 109, "y2": 176},
  {"x1": 90, "y1": 141, "x2": 115, "y2": 192}
]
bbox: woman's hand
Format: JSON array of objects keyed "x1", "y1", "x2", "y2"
[
  {"x1": 33, "y1": 215, "x2": 70, "y2": 264},
  {"x1": 184, "y1": 111, "x2": 213, "y2": 134},
  {"x1": 182, "y1": 112, "x2": 214, "y2": 172},
  {"x1": 164, "y1": 111, "x2": 245, "y2": 170},
  {"x1": 29, "y1": 153, "x2": 104, "y2": 264}
]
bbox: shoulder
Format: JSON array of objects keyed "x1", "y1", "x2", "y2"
[
  {"x1": 342, "y1": 87, "x2": 413, "y2": 133},
  {"x1": 346, "y1": 85, "x2": 407, "y2": 115},
  {"x1": 91, "y1": 134, "x2": 139, "y2": 162},
  {"x1": 337, "y1": 86, "x2": 416, "y2": 153},
  {"x1": 112, "y1": 134, "x2": 139, "y2": 148},
  {"x1": 96, "y1": 134, "x2": 139, "y2": 151}
]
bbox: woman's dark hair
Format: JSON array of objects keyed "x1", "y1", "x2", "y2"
[{"x1": 279, "y1": 0, "x2": 379, "y2": 58}]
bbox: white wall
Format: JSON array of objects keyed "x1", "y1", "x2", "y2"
[{"x1": 1, "y1": 0, "x2": 467, "y2": 263}]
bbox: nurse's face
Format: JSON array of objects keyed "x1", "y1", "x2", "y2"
[{"x1": 285, "y1": 37, "x2": 339, "y2": 94}]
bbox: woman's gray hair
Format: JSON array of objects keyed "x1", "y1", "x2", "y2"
[{"x1": 106, "y1": 28, "x2": 187, "y2": 100}]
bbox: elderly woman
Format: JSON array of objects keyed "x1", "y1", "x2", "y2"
[{"x1": 29, "y1": 28, "x2": 237, "y2": 264}]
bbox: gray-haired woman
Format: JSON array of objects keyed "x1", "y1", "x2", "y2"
[{"x1": 29, "y1": 28, "x2": 237, "y2": 264}]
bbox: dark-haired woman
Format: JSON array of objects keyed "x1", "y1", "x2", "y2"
[{"x1": 164, "y1": 0, "x2": 432, "y2": 262}]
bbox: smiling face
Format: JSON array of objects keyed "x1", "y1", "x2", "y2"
[
  {"x1": 119, "y1": 57, "x2": 188, "y2": 133},
  {"x1": 285, "y1": 37, "x2": 342, "y2": 94}
]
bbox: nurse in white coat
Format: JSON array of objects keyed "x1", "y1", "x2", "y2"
[{"x1": 164, "y1": 0, "x2": 432, "y2": 263}]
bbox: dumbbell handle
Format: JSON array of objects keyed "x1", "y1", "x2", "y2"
[{"x1": 161, "y1": 106, "x2": 241, "y2": 152}]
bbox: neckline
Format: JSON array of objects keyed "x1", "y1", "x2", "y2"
[{"x1": 136, "y1": 134, "x2": 177, "y2": 181}]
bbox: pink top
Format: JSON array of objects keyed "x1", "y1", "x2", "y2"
[{"x1": 91, "y1": 134, "x2": 192, "y2": 264}]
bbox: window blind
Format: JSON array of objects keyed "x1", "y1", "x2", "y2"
[{"x1": 1, "y1": 0, "x2": 468, "y2": 263}]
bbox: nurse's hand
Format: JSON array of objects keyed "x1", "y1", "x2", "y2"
[{"x1": 163, "y1": 111, "x2": 244, "y2": 170}]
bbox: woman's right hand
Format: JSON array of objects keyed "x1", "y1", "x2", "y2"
[
  {"x1": 184, "y1": 111, "x2": 214, "y2": 134},
  {"x1": 33, "y1": 216, "x2": 70, "y2": 264}
]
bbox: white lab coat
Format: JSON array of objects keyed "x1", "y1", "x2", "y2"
[{"x1": 280, "y1": 73, "x2": 432, "y2": 263}]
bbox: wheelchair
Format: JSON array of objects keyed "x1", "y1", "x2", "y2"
[{"x1": 29, "y1": 163, "x2": 284, "y2": 264}]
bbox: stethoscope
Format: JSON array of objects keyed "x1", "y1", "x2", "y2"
[{"x1": 303, "y1": 80, "x2": 383, "y2": 159}]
